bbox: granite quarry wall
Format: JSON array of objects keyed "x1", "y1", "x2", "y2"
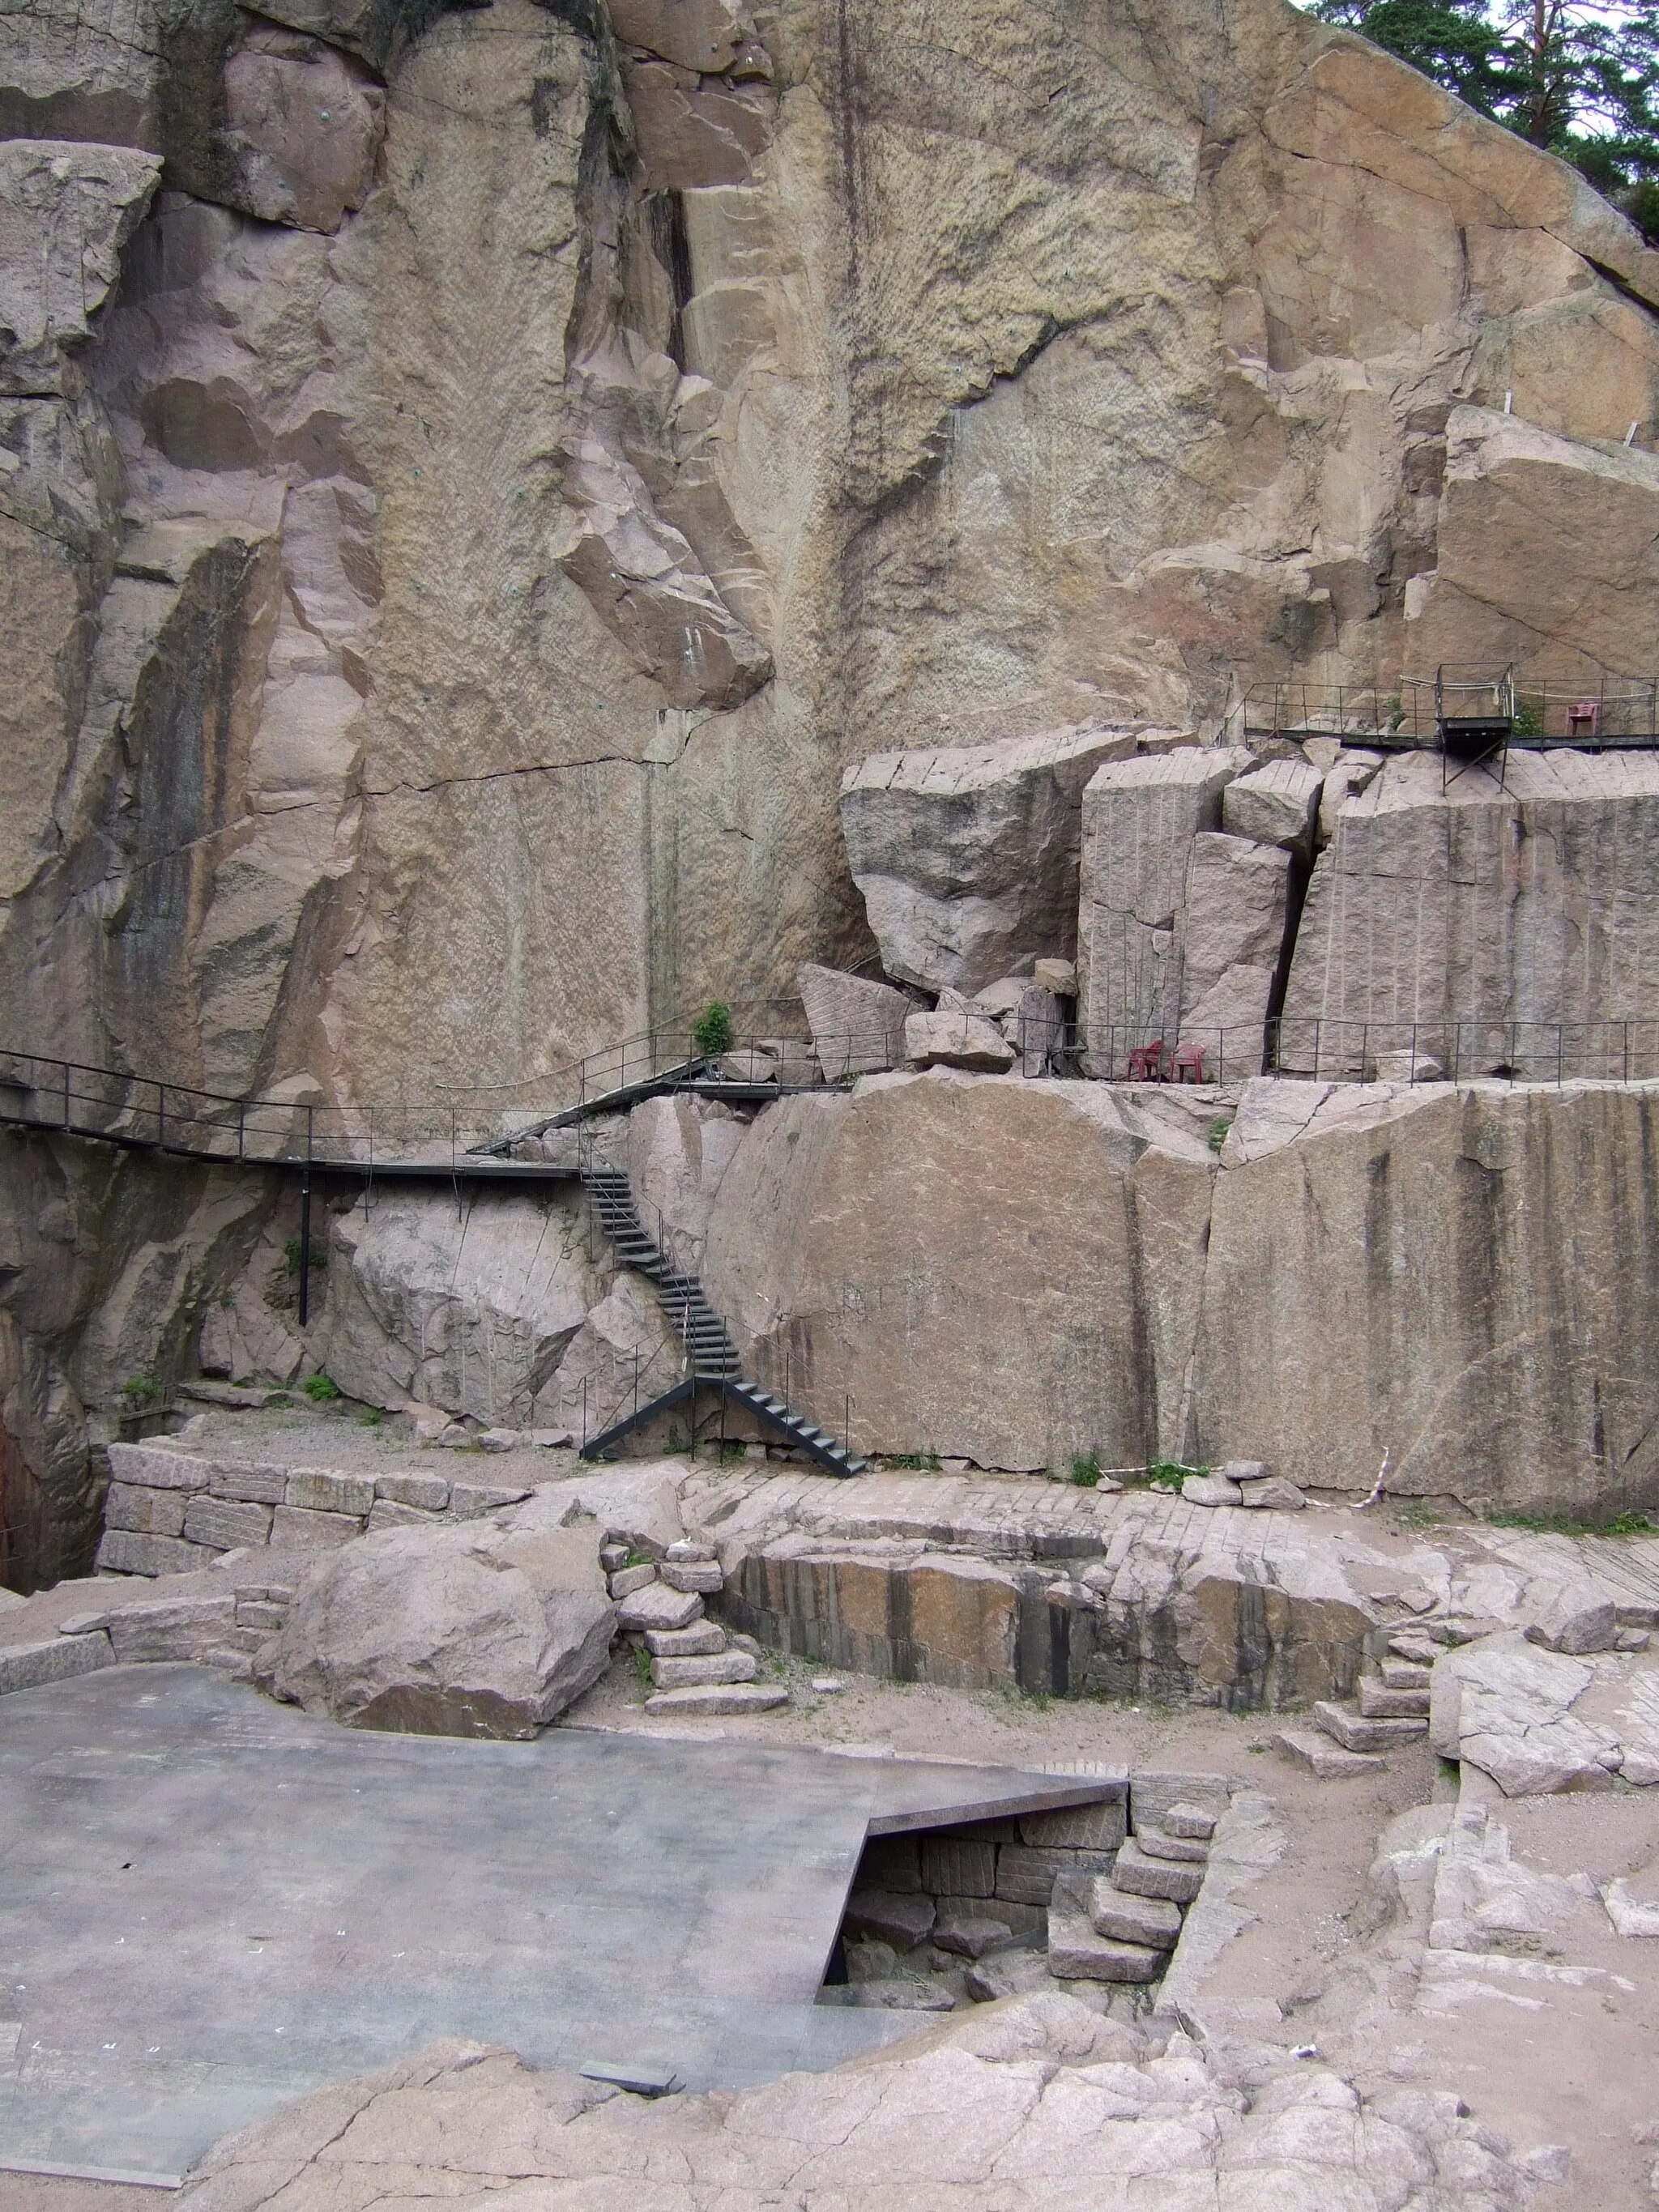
[{"x1": 6, "y1": 0, "x2": 1659, "y2": 1575}]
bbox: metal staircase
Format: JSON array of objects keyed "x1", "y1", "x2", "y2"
[{"x1": 578, "y1": 1164, "x2": 866, "y2": 1476}]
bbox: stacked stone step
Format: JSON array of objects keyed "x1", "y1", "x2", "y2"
[
  {"x1": 1047, "y1": 1781, "x2": 1218, "y2": 1984},
  {"x1": 606, "y1": 1537, "x2": 787, "y2": 1716},
  {"x1": 1277, "y1": 1643, "x2": 1432, "y2": 1776}
]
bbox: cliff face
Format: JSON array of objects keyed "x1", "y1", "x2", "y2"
[
  {"x1": 3, "y1": 0, "x2": 1658, "y2": 1121},
  {"x1": 6, "y1": 0, "x2": 1659, "y2": 1579}
]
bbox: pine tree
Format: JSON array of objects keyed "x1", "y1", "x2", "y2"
[{"x1": 1307, "y1": 0, "x2": 1659, "y2": 236}]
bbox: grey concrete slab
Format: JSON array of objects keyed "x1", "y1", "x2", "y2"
[{"x1": 0, "y1": 1667, "x2": 1112, "y2": 2184}]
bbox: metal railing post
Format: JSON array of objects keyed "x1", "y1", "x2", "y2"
[
  {"x1": 237, "y1": 1098, "x2": 245, "y2": 1164},
  {"x1": 62, "y1": 1061, "x2": 70, "y2": 1129},
  {"x1": 156, "y1": 1080, "x2": 165, "y2": 1148}
]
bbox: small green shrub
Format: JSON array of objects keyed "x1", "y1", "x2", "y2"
[
  {"x1": 301, "y1": 1371, "x2": 341, "y2": 1403},
  {"x1": 1207, "y1": 1117, "x2": 1231, "y2": 1155},
  {"x1": 1069, "y1": 1451, "x2": 1102, "y2": 1489},
  {"x1": 633, "y1": 1646, "x2": 653, "y2": 1694},
  {"x1": 283, "y1": 1237, "x2": 326, "y2": 1276},
  {"x1": 890, "y1": 1452, "x2": 942, "y2": 1472},
  {"x1": 360, "y1": 1405, "x2": 384, "y2": 1429},
  {"x1": 1488, "y1": 1507, "x2": 1653, "y2": 1538},
  {"x1": 1142, "y1": 1460, "x2": 1207, "y2": 1493},
  {"x1": 693, "y1": 1001, "x2": 734, "y2": 1058},
  {"x1": 121, "y1": 1370, "x2": 165, "y2": 1409}
]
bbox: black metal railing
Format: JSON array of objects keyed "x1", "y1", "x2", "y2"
[{"x1": 1228, "y1": 671, "x2": 1659, "y2": 751}]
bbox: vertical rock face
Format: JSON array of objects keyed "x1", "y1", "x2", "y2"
[
  {"x1": 1282, "y1": 748, "x2": 1659, "y2": 1075},
  {"x1": 6, "y1": 0, "x2": 1659, "y2": 1571},
  {"x1": 1175, "y1": 833, "x2": 1292, "y2": 1074},
  {"x1": 700, "y1": 1074, "x2": 1217, "y2": 1471}
]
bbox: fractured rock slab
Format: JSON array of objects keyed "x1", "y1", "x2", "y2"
[
  {"x1": 1111, "y1": 1838, "x2": 1205, "y2": 1903},
  {"x1": 642, "y1": 1682, "x2": 788, "y2": 1716},
  {"x1": 1086, "y1": 1877, "x2": 1183, "y2": 1948}
]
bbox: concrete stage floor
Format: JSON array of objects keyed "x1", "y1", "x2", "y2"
[{"x1": 0, "y1": 1665, "x2": 1115, "y2": 2184}]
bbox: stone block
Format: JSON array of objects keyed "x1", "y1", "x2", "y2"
[
  {"x1": 1047, "y1": 1885, "x2": 1166, "y2": 1981},
  {"x1": 236, "y1": 1600, "x2": 286, "y2": 1632},
  {"x1": 599, "y1": 1543, "x2": 631, "y2": 1573},
  {"x1": 366, "y1": 1498, "x2": 439, "y2": 1532},
  {"x1": 207, "y1": 1463, "x2": 288, "y2": 1506},
  {"x1": 1162, "y1": 1803, "x2": 1217, "y2": 1841},
  {"x1": 859, "y1": 1835, "x2": 923, "y2": 1893},
  {"x1": 104, "y1": 1483, "x2": 187, "y2": 1537},
  {"x1": 1358, "y1": 1677, "x2": 1430, "y2": 1719},
  {"x1": 1134, "y1": 1826, "x2": 1208, "y2": 1865},
  {"x1": 995, "y1": 1844, "x2": 1116, "y2": 1907},
  {"x1": 1033, "y1": 958, "x2": 1076, "y2": 995},
  {"x1": 904, "y1": 1008, "x2": 1016, "y2": 1072},
  {"x1": 1235, "y1": 1476, "x2": 1307, "y2": 1510},
  {"x1": 609, "y1": 1563, "x2": 658, "y2": 1598},
  {"x1": 271, "y1": 1505, "x2": 364, "y2": 1551},
  {"x1": 447, "y1": 1481, "x2": 532, "y2": 1519},
  {"x1": 661, "y1": 1560, "x2": 723, "y2": 1593},
  {"x1": 1110, "y1": 1839, "x2": 1205, "y2": 1904},
  {"x1": 841, "y1": 725, "x2": 1140, "y2": 995},
  {"x1": 1017, "y1": 1797, "x2": 1128, "y2": 1851},
  {"x1": 1085, "y1": 1877, "x2": 1182, "y2": 1948},
  {"x1": 106, "y1": 1596, "x2": 238, "y2": 1664},
  {"x1": 1524, "y1": 1584, "x2": 1619, "y2": 1656},
  {"x1": 0, "y1": 1631, "x2": 113, "y2": 1695},
  {"x1": 643, "y1": 1622, "x2": 727, "y2": 1657},
  {"x1": 932, "y1": 1907, "x2": 1014, "y2": 1958},
  {"x1": 1381, "y1": 1660, "x2": 1432, "y2": 1691},
  {"x1": 1222, "y1": 758, "x2": 1323, "y2": 854},
  {"x1": 1077, "y1": 747, "x2": 1248, "y2": 1068},
  {"x1": 642, "y1": 1683, "x2": 787, "y2": 1716},
  {"x1": 106, "y1": 1443, "x2": 211, "y2": 1492},
  {"x1": 95, "y1": 1529, "x2": 215, "y2": 1576},
  {"x1": 666, "y1": 1539, "x2": 717, "y2": 1562},
  {"x1": 285, "y1": 1469, "x2": 375, "y2": 1517},
  {"x1": 1180, "y1": 1474, "x2": 1243, "y2": 1508},
  {"x1": 1311, "y1": 1699, "x2": 1427, "y2": 1753},
  {"x1": 649, "y1": 1650, "x2": 757, "y2": 1688},
  {"x1": 1128, "y1": 1771, "x2": 1230, "y2": 1831},
  {"x1": 797, "y1": 965, "x2": 913, "y2": 1078},
  {"x1": 616, "y1": 1583, "x2": 703, "y2": 1633},
  {"x1": 1274, "y1": 1726, "x2": 1384, "y2": 1779},
  {"x1": 374, "y1": 1472, "x2": 450, "y2": 1511},
  {"x1": 919, "y1": 1836, "x2": 996, "y2": 1899},
  {"x1": 844, "y1": 1890, "x2": 936, "y2": 1950},
  {"x1": 181, "y1": 1496, "x2": 274, "y2": 1551}
]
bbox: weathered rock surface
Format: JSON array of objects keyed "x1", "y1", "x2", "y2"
[
  {"x1": 839, "y1": 727, "x2": 1142, "y2": 993},
  {"x1": 315, "y1": 1188, "x2": 680, "y2": 1436},
  {"x1": 168, "y1": 2007, "x2": 1540, "y2": 2211},
  {"x1": 258, "y1": 1513, "x2": 616, "y2": 1737},
  {"x1": 1282, "y1": 748, "x2": 1659, "y2": 1076},
  {"x1": 904, "y1": 1008, "x2": 1016, "y2": 1073},
  {"x1": 0, "y1": 141, "x2": 161, "y2": 393}
]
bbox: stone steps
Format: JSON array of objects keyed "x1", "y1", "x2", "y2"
[
  {"x1": 1311, "y1": 1675, "x2": 1430, "y2": 1754},
  {"x1": 1043, "y1": 1793, "x2": 1217, "y2": 1984},
  {"x1": 603, "y1": 1543, "x2": 789, "y2": 1718}
]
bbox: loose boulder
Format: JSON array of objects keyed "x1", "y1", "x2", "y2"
[
  {"x1": 258, "y1": 1515, "x2": 616, "y2": 1738},
  {"x1": 798, "y1": 962, "x2": 913, "y2": 1077}
]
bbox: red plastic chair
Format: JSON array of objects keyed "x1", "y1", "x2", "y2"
[
  {"x1": 1173, "y1": 1042, "x2": 1207, "y2": 1083},
  {"x1": 1127, "y1": 1040, "x2": 1168, "y2": 1082},
  {"x1": 1567, "y1": 701, "x2": 1600, "y2": 738}
]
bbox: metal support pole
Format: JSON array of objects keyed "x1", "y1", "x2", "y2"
[
  {"x1": 298, "y1": 1169, "x2": 313, "y2": 1328},
  {"x1": 62, "y1": 1061, "x2": 70, "y2": 1129},
  {"x1": 157, "y1": 1081, "x2": 165, "y2": 1149},
  {"x1": 844, "y1": 1392, "x2": 851, "y2": 1461},
  {"x1": 237, "y1": 1098, "x2": 245, "y2": 1164}
]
